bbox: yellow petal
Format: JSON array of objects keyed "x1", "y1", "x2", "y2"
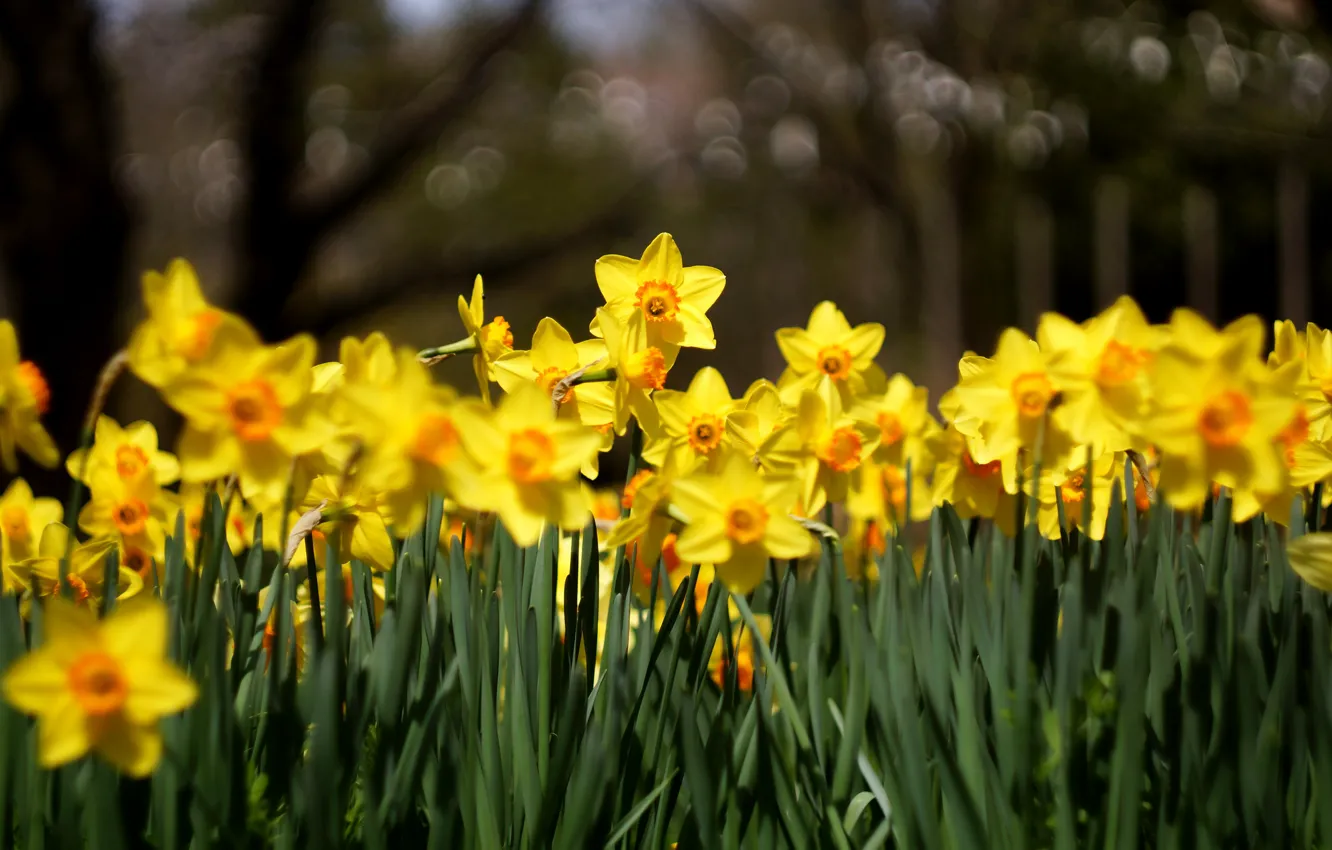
[
  {"x1": 102, "y1": 597, "x2": 168, "y2": 661},
  {"x1": 764, "y1": 514, "x2": 813, "y2": 560},
  {"x1": 350, "y1": 510, "x2": 395, "y2": 571},
  {"x1": 37, "y1": 696, "x2": 92, "y2": 769},
  {"x1": 775, "y1": 328, "x2": 817, "y2": 373},
  {"x1": 122, "y1": 660, "x2": 198, "y2": 725},
  {"x1": 805, "y1": 302, "x2": 851, "y2": 343},
  {"x1": 679, "y1": 265, "x2": 725, "y2": 311},
  {"x1": 530, "y1": 318, "x2": 579, "y2": 371},
  {"x1": 594, "y1": 254, "x2": 639, "y2": 304},
  {"x1": 673, "y1": 516, "x2": 731, "y2": 565},
  {"x1": 844, "y1": 323, "x2": 885, "y2": 366},
  {"x1": 94, "y1": 714, "x2": 163, "y2": 778},
  {"x1": 1290, "y1": 533, "x2": 1332, "y2": 592},
  {"x1": 715, "y1": 543, "x2": 767, "y2": 594},
  {"x1": 2, "y1": 651, "x2": 69, "y2": 714},
  {"x1": 637, "y1": 233, "x2": 683, "y2": 287}
]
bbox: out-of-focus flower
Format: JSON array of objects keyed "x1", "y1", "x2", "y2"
[
  {"x1": 0, "y1": 320, "x2": 58, "y2": 471},
  {"x1": 66, "y1": 417, "x2": 179, "y2": 489}
]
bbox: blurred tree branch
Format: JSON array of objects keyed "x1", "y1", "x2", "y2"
[
  {"x1": 301, "y1": 160, "x2": 664, "y2": 336},
  {"x1": 235, "y1": 0, "x2": 548, "y2": 341},
  {"x1": 0, "y1": 0, "x2": 131, "y2": 491}
]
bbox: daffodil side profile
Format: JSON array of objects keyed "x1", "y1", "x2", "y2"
[{"x1": 1, "y1": 239, "x2": 1332, "y2": 847}]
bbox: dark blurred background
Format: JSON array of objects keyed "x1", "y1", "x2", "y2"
[{"x1": 2, "y1": 0, "x2": 1330, "y2": 493}]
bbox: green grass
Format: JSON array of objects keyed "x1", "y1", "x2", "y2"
[{"x1": 3, "y1": 456, "x2": 1332, "y2": 849}]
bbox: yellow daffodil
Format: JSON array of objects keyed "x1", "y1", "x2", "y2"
[
  {"x1": 451, "y1": 383, "x2": 601, "y2": 546},
  {"x1": 127, "y1": 259, "x2": 248, "y2": 389},
  {"x1": 1270, "y1": 320, "x2": 1307, "y2": 368},
  {"x1": 0, "y1": 477, "x2": 61, "y2": 572},
  {"x1": 0, "y1": 320, "x2": 58, "y2": 471},
  {"x1": 775, "y1": 301, "x2": 886, "y2": 406},
  {"x1": 1145, "y1": 310, "x2": 1295, "y2": 511},
  {"x1": 457, "y1": 275, "x2": 514, "y2": 404},
  {"x1": 947, "y1": 328, "x2": 1074, "y2": 494},
  {"x1": 343, "y1": 348, "x2": 482, "y2": 535},
  {"x1": 846, "y1": 458, "x2": 931, "y2": 534},
  {"x1": 13, "y1": 524, "x2": 144, "y2": 612},
  {"x1": 1289, "y1": 532, "x2": 1332, "y2": 591},
  {"x1": 669, "y1": 451, "x2": 813, "y2": 593},
  {"x1": 850, "y1": 373, "x2": 940, "y2": 474},
  {"x1": 725, "y1": 379, "x2": 793, "y2": 470},
  {"x1": 1, "y1": 596, "x2": 197, "y2": 775},
  {"x1": 590, "y1": 232, "x2": 724, "y2": 352},
  {"x1": 768, "y1": 389, "x2": 880, "y2": 516},
  {"x1": 78, "y1": 467, "x2": 175, "y2": 571},
  {"x1": 1039, "y1": 296, "x2": 1159, "y2": 453},
  {"x1": 596, "y1": 307, "x2": 676, "y2": 436},
  {"x1": 1031, "y1": 449, "x2": 1119, "y2": 541},
  {"x1": 709, "y1": 615, "x2": 771, "y2": 693},
  {"x1": 1297, "y1": 323, "x2": 1332, "y2": 441},
  {"x1": 643, "y1": 367, "x2": 741, "y2": 473},
  {"x1": 66, "y1": 416, "x2": 180, "y2": 488},
  {"x1": 1231, "y1": 403, "x2": 1332, "y2": 526},
  {"x1": 607, "y1": 459, "x2": 684, "y2": 599},
  {"x1": 161, "y1": 323, "x2": 332, "y2": 509},
  {"x1": 495, "y1": 318, "x2": 616, "y2": 476},
  {"x1": 928, "y1": 424, "x2": 1017, "y2": 535},
  {"x1": 302, "y1": 475, "x2": 395, "y2": 572}
]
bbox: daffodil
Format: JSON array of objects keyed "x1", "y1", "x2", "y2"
[
  {"x1": 0, "y1": 477, "x2": 61, "y2": 573},
  {"x1": 1233, "y1": 404, "x2": 1332, "y2": 526},
  {"x1": 606, "y1": 460, "x2": 683, "y2": 599},
  {"x1": 78, "y1": 466, "x2": 176, "y2": 572},
  {"x1": 457, "y1": 275, "x2": 514, "y2": 403},
  {"x1": 161, "y1": 323, "x2": 333, "y2": 509},
  {"x1": 725, "y1": 379, "x2": 793, "y2": 470},
  {"x1": 643, "y1": 367, "x2": 741, "y2": 473},
  {"x1": 846, "y1": 458, "x2": 932, "y2": 534},
  {"x1": 947, "y1": 328, "x2": 1074, "y2": 494},
  {"x1": 709, "y1": 615, "x2": 771, "y2": 693},
  {"x1": 66, "y1": 416, "x2": 180, "y2": 488},
  {"x1": 127, "y1": 258, "x2": 247, "y2": 388},
  {"x1": 1288, "y1": 532, "x2": 1332, "y2": 591},
  {"x1": 13, "y1": 524, "x2": 144, "y2": 611},
  {"x1": 451, "y1": 383, "x2": 601, "y2": 546},
  {"x1": 590, "y1": 232, "x2": 724, "y2": 352},
  {"x1": 1297, "y1": 323, "x2": 1332, "y2": 441},
  {"x1": 928, "y1": 424, "x2": 1016, "y2": 536},
  {"x1": 301, "y1": 475, "x2": 395, "y2": 572},
  {"x1": 1144, "y1": 310, "x2": 1295, "y2": 511},
  {"x1": 1030, "y1": 449, "x2": 1119, "y2": 541},
  {"x1": 775, "y1": 301, "x2": 886, "y2": 406},
  {"x1": 767, "y1": 389, "x2": 880, "y2": 517},
  {"x1": 0, "y1": 320, "x2": 58, "y2": 471},
  {"x1": 669, "y1": 451, "x2": 813, "y2": 593},
  {"x1": 1, "y1": 596, "x2": 196, "y2": 775},
  {"x1": 342, "y1": 348, "x2": 482, "y2": 534},
  {"x1": 850, "y1": 373, "x2": 940, "y2": 474},
  {"x1": 495, "y1": 318, "x2": 616, "y2": 476},
  {"x1": 1270, "y1": 319, "x2": 1307, "y2": 368},
  {"x1": 596, "y1": 307, "x2": 675, "y2": 436},
  {"x1": 1039, "y1": 296, "x2": 1159, "y2": 453}
]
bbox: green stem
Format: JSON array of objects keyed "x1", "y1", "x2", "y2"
[
  {"x1": 571, "y1": 368, "x2": 616, "y2": 385},
  {"x1": 304, "y1": 533, "x2": 325, "y2": 653},
  {"x1": 417, "y1": 337, "x2": 478, "y2": 361}
]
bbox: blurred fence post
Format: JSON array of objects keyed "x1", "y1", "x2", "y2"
[
  {"x1": 1094, "y1": 176, "x2": 1130, "y2": 309},
  {"x1": 1183, "y1": 185, "x2": 1218, "y2": 321},
  {"x1": 1278, "y1": 159, "x2": 1309, "y2": 326},
  {"x1": 1015, "y1": 194, "x2": 1053, "y2": 332}
]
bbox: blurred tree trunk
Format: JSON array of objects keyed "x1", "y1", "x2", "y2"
[{"x1": 0, "y1": 0, "x2": 131, "y2": 493}]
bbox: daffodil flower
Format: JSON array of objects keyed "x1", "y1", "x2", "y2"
[
  {"x1": 1028, "y1": 448, "x2": 1119, "y2": 541},
  {"x1": 127, "y1": 258, "x2": 246, "y2": 388},
  {"x1": 1, "y1": 596, "x2": 197, "y2": 776},
  {"x1": 597, "y1": 307, "x2": 676, "y2": 436},
  {"x1": 0, "y1": 319, "x2": 58, "y2": 471},
  {"x1": 643, "y1": 366, "x2": 741, "y2": 473},
  {"x1": 161, "y1": 322, "x2": 333, "y2": 509},
  {"x1": 301, "y1": 474, "x2": 395, "y2": 572},
  {"x1": 77, "y1": 466, "x2": 176, "y2": 568},
  {"x1": 11, "y1": 524, "x2": 144, "y2": 611},
  {"x1": 457, "y1": 275, "x2": 514, "y2": 404},
  {"x1": 725, "y1": 379, "x2": 793, "y2": 470},
  {"x1": 0, "y1": 477, "x2": 61, "y2": 573},
  {"x1": 669, "y1": 451, "x2": 813, "y2": 594},
  {"x1": 849, "y1": 373, "x2": 940, "y2": 474},
  {"x1": 66, "y1": 416, "x2": 180, "y2": 489},
  {"x1": 845, "y1": 458, "x2": 932, "y2": 536},
  {"x1": 775, "y1": 301, "x2": 885, "y2": 406},
  {"x1": 451, "y1": 382, "x2": 602, "y2": 546},
  {"x1": 927, "y1": 423, "x2": 1017, "y2": 536},
  {"x1": 767, "y1": 389, "x2": 880, "y2": 517},
  {"x1": 590, "y1": 233, "x2": 724, "y2": 352}
]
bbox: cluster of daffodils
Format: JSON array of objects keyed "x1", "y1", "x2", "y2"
[{"x1": 2, "y1": 231, "x2": 1332, "y2": 777}]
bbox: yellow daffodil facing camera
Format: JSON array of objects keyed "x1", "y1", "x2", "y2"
[{"x1": 2, "y1": 597, "x2": 196, "y2": 776}]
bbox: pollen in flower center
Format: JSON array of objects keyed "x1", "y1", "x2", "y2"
[
  {"x1": 536, "y1": 366, "x2": 575, "y2": 404},
  {"x1": 15, "y1": 361, "x2": 50, "y2": 415},
  {"x1": 411, "y1": 412, "x2": 460, "y2": 466},
  {"x1": 1011, "y1": 372, "x2": 1054, "y2": 418},
  {"x1": 68, "y1": 651, "x2": 127, "y2": 717},
  {"x1": 1096, "y1": 340, "x2": 1145, "y2": 386},
  {"x1": 816, "y1": 425, "x2": 864, "y2": 472},
  {"x1": 686, "y1": 414, "x2": 725, "y2": 453},
  {"x1": 634, "y1": 280, "x2": 680, "y2": 323},
  {"x1": 115, "y1": 444, "x2": 150, "y2": 480},
  {"x1": 622, "y1": 347, "x2": 669, "y2": 390},
  {"x1": 1060, "y1": 472, "x2": 1087, "y2": 505},
  {"x1": 113, "y1": 498, "x2": 150, "y2": 537},
  {"x1": 2, "y1": 506, "x2": 27, "y2": 542},
  {"x1": 815, "y1": 345, "x2": 853, "y2": 380},
  {"x1": 508, "y1": 428, "x2": 557, "y2": 483},
  {"x1": 226, "y1": 379, "x2": 283, "y2": 441},
  {"x1": 724, "y1": 498, "x2": 769, "y2": 544},
  {"x1": 1198, "y1": 390, "x2": 1253, "y2": 447}
]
